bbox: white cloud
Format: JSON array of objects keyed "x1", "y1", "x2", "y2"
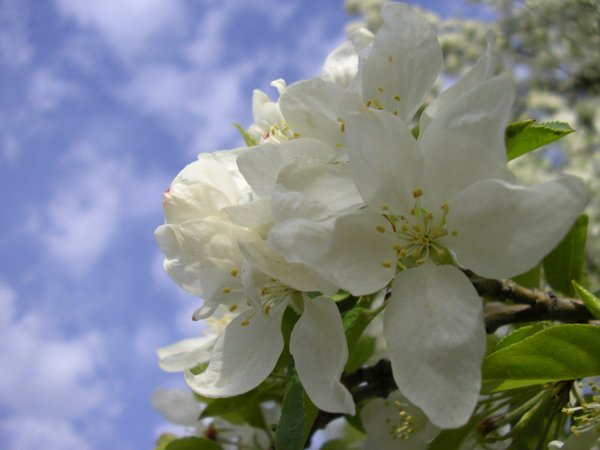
[
  {"x1": 28, "y1": 69, "x2": 78, "y2": 112},
  {"x1": 54, "y1": 0, "x2": 187, "y2": 63},
  {"x1": 1, "y1": 417, "x2": 92, "y2": 450},
  {"x1": 0, "y1": 0, "x2": 33, "y2": 68},
  {"x1": 0, "y1": 281, "x2": 118, "y2": 449}
]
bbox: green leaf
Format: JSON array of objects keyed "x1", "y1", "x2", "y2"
[
  {"x1": 165, "y1": 437, "x2": 223, "y2": 450},
  {"x1": 512, "y1": 263, "x2": 541, "y2": 289},
  {"x1": 275, "y1": 365, "x2": 318, "y2": 450},
  {"x1": 155, "y1": 434, "x2": 177, "y2": 450},
  {"x1": 200, "y1": 391, "x2": 257, "y2": 419},
  {"x1": 482, "y1": 324, "x2": 600, "y2": 393},
  {"x1": 506, "y1": 119, "x2": 574, "y2": 161},
  {"x1": 320, "y1": 440, "x2": 348, "y2": 450},
  {"x1": 233, "y1": 122, "x2": 259, "y2": 147},
  {"x1": 343, "y1": 305, "x2": 376, "y2": 372},
  {"x1": 543, "y1": 214, "x2": 588, "y2": 296},
  {"x1": 572, "y1": 281, "x2": 600, "y2": 319},
  {"x1": 493, "y1": 323, "x2": 549, "y2": 352},
  {"x1": 345, "y1": 335, "x2": 376, "y2": 373}
]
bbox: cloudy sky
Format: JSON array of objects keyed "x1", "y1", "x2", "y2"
[{"x1": 0, "y1": 1, "x2": 490, "y2": 448}]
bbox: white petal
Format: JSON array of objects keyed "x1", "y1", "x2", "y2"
[
  {"x1": 290, "y1": 296, "x2": 355, "y2": 415},
  {"x1": 185, "y1": 303, "x2": 287, "y2": 397},
  {"x1": 252, "y1": 89, "x2": 283, "y2": 131},
  {"x1": 279, "y1": 78, "x2": 347, "y2": 150},
  {"x1": 361, "y1": 391, "x2": 440, "y2": 450},
  {"x1": 346, "y1": 107, "x2": 423, "y2": 214},
  {"x1": 157, "y1": 335, "x2": 217, "y2": 372},
  {"x1": 419, "y1": 75, "x2": 516, "y2": 207},
  {"x1": 448, "y1": 175, "x2": 588, "y2": 279},
  {"x1": 224, "y1": 198, "x2": 272, "y2": 227},
  {"x1": 321, "y1": 28, "x2": 373, "y2": 88},
  {"x1": 271, "y1": 160, "x2": 364, "y2": 223},
  {"x1": 236, "y1": 138, "x2": 335, "y2": 197},
  {"x1": 155, "y1": 219, "x2": 257, "y2": 304},
  {"x1": 420, "y1": 33, "x2": 497, "y2": 132},
  {"x1": 361, "y1": 3, "x2": 442, "y2": 121},
  {"x1": 384, "y1": 264, "x2": 486, "y2": 428},
  {"x1": 239, "y1": 240, "x2": 338, "y2": 295},
  {"x1": 152, "y1": 389, "x2": 201, "y2": 427},
  {"x1": 269, "y1": 212, "x2": 396, "y2": 296}
]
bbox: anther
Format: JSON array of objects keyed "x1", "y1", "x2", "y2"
[
  {"x1": 230, "y1": 269, "x2": 238, "y2": 277},
  {"x1": 381, "y1": 260, "x2": 392, "y2": 268},
  {"x1": 376, "y1": 225, "x2": 386, "y2": 234},
  {"x1": 229, "y1": 304, "x2": 238, "y2": 312},
  {"x1": 222, "y1": 287, "x2": 231, "y2": 294},
  {"x1": 412, "y1": 188, "x2": 423, "y2": 198},
  {"x1": 377, "y1": 86, "x2": 384, "y2": 93},
  {"x1": 240, "y1": 320, "x2": 250, "y2": 327}
]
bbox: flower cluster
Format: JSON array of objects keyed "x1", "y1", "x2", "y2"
[{"x1": 154, "y1": 1, "x2": 588, "y2": 442}]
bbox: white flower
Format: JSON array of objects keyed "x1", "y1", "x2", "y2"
[
  {"x1": 184, "y1": 247, "x2": 354, "y2": 415},
  {"x1": 269, "y1": 74, "x2": 588, "y2": 427},
  {"x1": 361, "y1": 391, "x2": 440, "y2": 449}
]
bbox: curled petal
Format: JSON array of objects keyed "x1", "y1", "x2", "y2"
[
  {"x1": 290, "y1": 296, "x2": 355, "y2": 415},
  {"x1": 185, "y1": 303, "x2": 287, "y2": 397}
]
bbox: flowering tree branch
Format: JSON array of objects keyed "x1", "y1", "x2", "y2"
[{"x1": 464, "y1": 270, "x2": 596, "y2": 332}]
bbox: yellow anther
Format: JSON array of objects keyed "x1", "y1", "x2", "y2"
[
  {"x1": 230, "y1": 269, "x2": 238, "y2": 277},
  {"x1": 393, "y1": 110, "x2": 399, "y2": 116},
  {"x1": 394, "y1": 95, "x2": 401, "y2": 101},
  {"x1": 387, "y1": 54, "x2": 393, "y2": 63},
  {"x1": 340, "y1": 122, "x2": 345, "y2": 132},
  {"x1": 264, "y1": 305, "x2": 271, "y2": 315},
  {"x1": 381, "y1": 260, "x2": 392, "y2": 268},
  {"x1": 240, "y1": 320, "x2": 250, "y2": 327},
  {"x1": 366, "y1": 100, "x2": 372, "y2": 107},
  {"x1": 222, "y1": 287, "x2": 231, "y2": 294},
  {"x1": 376, "y1": 225, "x2": 386, "y2": 234},
  {"x1": 293, "y1": 132, "x2": 301, "y2": 138},
  {"x1": 381, "y1": 204, "x2": 389, "y2": 211},
  {"x1": 377, "y1": 86, "x2": 384, "y2": 93},
  {"x1": 412, "y1": 188, "x2": 423, "y2": 198},
  {"x1": 228, "y1": 304, "x2": 238, "y2": 312},
  {"x1": 261, "y1": 287, "x2": 270, "y2": 295},
  {"x1": 451, "y1": 230, "x2": 459, "y2": 237},
  {"x1": 335, "y1": 142, "x2": 344, "y2": 148},
  {"x1": 441, "y1": 203, "x2": 449, "y2": 212}
]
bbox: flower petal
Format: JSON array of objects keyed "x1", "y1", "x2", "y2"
[
  {"x1": 321, "y1": 28, "x2": 373, "y2": 88},
  {"x1": 419, "y1": 75, "x2": 516, "y2": 207},
  {"x1": 290, "y1": 296, "x2": 355, "y2": 415},
  {"x1": 361, "y1": 390, "x2": 440, "y2": 449},
  {"x1": 447, "y1": 175, "x2": 588, "y2": 279},
  {"x1": 269, "y1": 212, "x2": 396, "y2": 296},
  {"x1": 236, "y1": 138, "x2": 334, "y2": 197},
  {"x1": 152, "y1": 388, "x2": 201, "y2": 427},
  {"x1": 271, "y1": 160, "x2": 364, "y2": 223},
  {"x1": 279, "y1": 78, "x2": 347, "y2": 150},
  {"x1": 420, "y1": 33, "x2": 497, "y2": 132},
  {"x1": 384, "y1": 264, "x2": 486, "y2": 428},
  {"x1": 157, "y1": 335, "x2": 217, "y2": 372},
  {"x1": 346, "y1": 107, "x2": 423, "y2": 214},
  {"x1": 360, "y1": 3, "x2": 442, "y2": 121},
  {"x1": 185, "y1": 303, "x2": 287, "y2": 397},
  {"x1": 239, "y1": 240, "x2": 338, "y2": 295}
]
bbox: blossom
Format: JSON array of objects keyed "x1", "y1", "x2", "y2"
[
  {"x1": 268, "y1": 68, "x2": 587, "y2": 428},
  {"x1": 361, "y1": 391, "x2": 439, "y2": 449},
  {"x1": 184, "y1": 245, "x2": 355, "y2": 415}
]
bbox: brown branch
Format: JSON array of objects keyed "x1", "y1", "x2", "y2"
[{"x1": 463, "y1": 270, "x2": 596, "y2": 332}]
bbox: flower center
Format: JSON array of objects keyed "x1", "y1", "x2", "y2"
[
  {"x1": 384, "y1": 399, "x2": 427, "y2": 441},
  {"x1": 382, "y1": 188, "x2": 457, "y2": 269},
  {"x1": 240, "y1": 279, "x2": 295, "y2": 327}
]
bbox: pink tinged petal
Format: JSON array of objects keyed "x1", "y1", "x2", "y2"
[
  {"x1": 361, "y1": 3, "x2": 442, "y2": 121},
  {"x1": 236, "y1": 138, "x2": 335, "y2": 197},
  {"x1": 361, "y1": 391, "x2": 440, "y2": 450},
  {"x1": 239, "y1": 240, "x2": 338, "y2": 295},
  {"x1": 290, "y1": 296, "x2": 355, "y2": 415},
  {"x1": 346, "y1": 108, "x2": 423, "y2": 214},
  {"x1": 271, "y1": 160, "x2": 364, "y2": 223},
  {"x1": 185, "y1": 302, "x2": 287, "y2": 397},
  {"x1": 384, "y1": 264, "x2": 486, "y2": 429},
  {"x1": 268, "y1": 212, "x2": 396, "y2": 296},
  {"x1": 157, "y1": 335, "x2": 217, "y2": 372},
  {"x1": 447, "y1": 175, "x2": 588, "y2": 279},
  {"x1": 419, "y1": 75, "x2": 516, "y2": 207},
  {"x1": 420, "y1": 33, "x2": 497, "y2": 133},
  {"x1": 279, "y1": 79, "x2": 347, "y2": 150}
]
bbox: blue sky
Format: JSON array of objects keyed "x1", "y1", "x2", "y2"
[{"x1": 0, "y1": 1, "x2": 490, "y2": 448}]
